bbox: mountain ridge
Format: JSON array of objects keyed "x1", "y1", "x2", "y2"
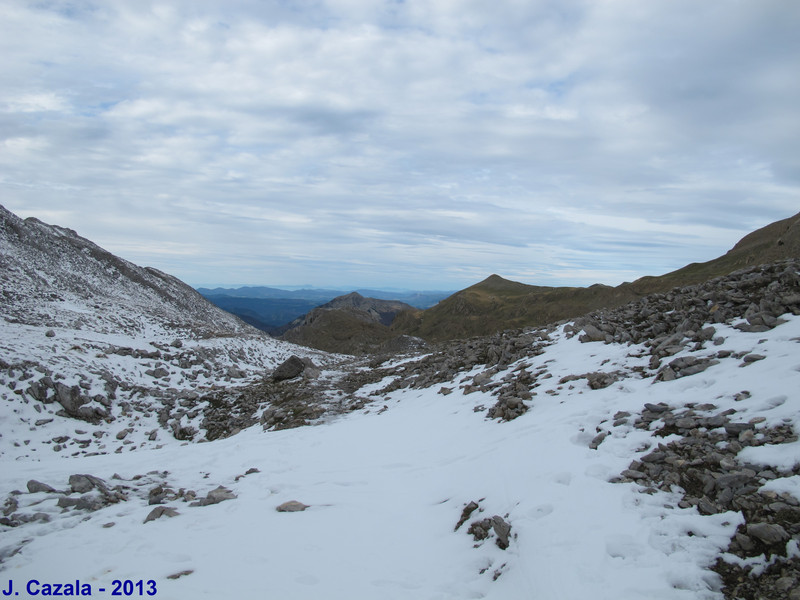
[
  {"x1": 391, "y1": 211, "x2": 800, "y2": 342},
  {"x1": 0, "y1": 204, "x2": 254, "y2": 338}
]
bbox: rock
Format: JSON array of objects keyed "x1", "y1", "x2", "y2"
[
  {"x1": 724, "y1": 422, "x2": 755, "y2": 436},
  {"x1": 272, "y1": 356, "x2": 306, "y2": 381},
  {"x1": 579, "y1": 324, "x2": 606, "y2": 343},
  {"x1": 45, "y1": 329, "x2": 56, "y2": 337},
  {"x1": 775, "y1": 576, "x2": 797, "y2": 593},
  {"x1": 589, "y1": 432, "x2": 608, "y2": 450},
  {"x1": 27, "y1": 480, "x2": 57, "y2": 494},
  {"x1": 455, "y1": 501, "x2": 480, "y2": 531},
  {"x1": 641, "y1": 451, "x2": 667, "y2": 463},
  {"x1": 144, "y1": 506, "x2": 179, "y2": 523},
  {"x1": 735, "y1": 533, "x2": 756, "y2": 552},
  {"x1": 69, "y1": 474, "x2": 107, "y2": 494},
  {"x1": 491, "y1": 515, "x2": 512, "y2": 550},
  {"x1": 741, "y1": 353, "x2": 766, "y2": 365},
  {"x1": 697, "y1": 497, "x2": 718, "y2": 515},
  {"x1": 586, "y1": 372, "x2": 619, "y2": 390},
  {"x1": 276, "y1": 500, "x2": 309, "y2": 512},
  {"x1": 746, "y1": 522, "x2": 790, "y2": 546},
  {"x1": 467, "y1": 518, "x2": 492, "y2": 542},
  {"x1": 487, "y1": 396, "x2": 528, "y2": 421},
  {"x1": 57, "y1": 493, "x2": 105, "y2": 511},
  {"x1": 166, "y1": 570, "x2": 194, "y2": 580},
  {"x1": 190, "y1": 486, "x2": 237, "y2": 507},
  {"x1": 148, "y1": 486, "x2": 166, "y2": 505}
]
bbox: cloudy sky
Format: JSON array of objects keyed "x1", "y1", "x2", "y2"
[{"x1": 1, "y1": 0, "x2": 798, "y2": 290}]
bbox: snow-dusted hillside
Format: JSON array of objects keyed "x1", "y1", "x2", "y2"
[
  {"x1": 0, "y1": 204, "x2": 342, "y2": 458},
  {"x1": 1, "y1": 204, "x2": 252, "y2": 336}
]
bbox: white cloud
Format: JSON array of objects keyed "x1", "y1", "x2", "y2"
[{"x1": 1, "y1": 0, "x2": 798, "y2": 289}]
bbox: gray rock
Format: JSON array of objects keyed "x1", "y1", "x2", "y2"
[
  {"x1": 735, "y1": 533, "x2": 755, "y2": 552},
  {"x1": 69, "y1": 474, "x2": 107, "y2": 494},
  {"x1": 724, "y1": 422, "x2": 755, "y2": 435},
  {"x1": 190, "y1": 486, "x2": 237, "y2": 507},
  {"x1": 455, "y1": 501, "x2": 480, "y2": 531},
  {"x1": 579, "y1": 324, "x2": 606, "y2": 343},
  {"x1": 276, "y1": 500, "x2": 309, "y2": 512},
  {"x1": 741, "y1": 353, "x2": 766, "y2": 365},
  {"x1": 27, "y1": 480, "x2": 57, "y2": 494},
  {"x1": 144, "y1": 506, "x2": 179, "y2": 523},
  {"x1": 491, "y1": 515, "x2": 512, "y2": 550},
  {"x1": 589, "y1": 432, "x2": 608, "y2": 450},
  {"x1": 586, "y1": 372, "x2": 618, "y2": 390},
  {"x1": 272, "y1": 356, "x2": 305, "y2": 381},
  {"x1": 746, "y1": 522, "x2": 789, "y2": 546}
]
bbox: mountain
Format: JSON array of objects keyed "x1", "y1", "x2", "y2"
[
  {"x1": 197, "y1": 286, "x2": 452, "y2": 335},
  {"x1": 278, "y1": 292, "x2": 423, "y2": 354},
  {"x1": 394, "y1": 211, "x2": 800, "y2": 342},
  {"x1": 0, "y1": 203, "x2": 337, "y2": 445},
  {"x1": 193, "y1": 296, "x2": 322, "y2": 334},
  {"x1": 198, "y1": 285, "x2": 451, "y2": 309},
  {"x1": 0, "y1": 204, "x2": 252, "y2": 337},
  {"x1": 197, "y1": 285, "x2": 344, "y2": 302}
]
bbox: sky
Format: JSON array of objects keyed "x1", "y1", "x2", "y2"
[{"x1": 1, "y1": 0, "x2": 798, "y2": 291}]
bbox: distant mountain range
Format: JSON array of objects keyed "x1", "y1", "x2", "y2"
[
  {"x1": 196, "y1": 285, "x2": 452, "y2": 335},
  {"x1": 196, "y1": 211, "x2": 800, "y2": 353}
]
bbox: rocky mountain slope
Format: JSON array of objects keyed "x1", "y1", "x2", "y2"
[
  {"x1": 278, "y1": 292, "x2": 424, "y2": 355},
  {"x1": 0, "y1": 204, "x2": 345, "y2": 457},
  {"x1": 0, "y1": 205, "x2": 252, "y2": 337},
  {"x1": 393, "y1": 211, "x2": 800, "y2": 342}
]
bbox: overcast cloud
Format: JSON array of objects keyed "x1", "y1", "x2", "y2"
[{"x1": 1, "y1": 0, "x2": 798, "y2": 289}]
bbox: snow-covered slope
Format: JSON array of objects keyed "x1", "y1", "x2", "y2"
[
  {"x1": 0, "y1": 204, "x2": 341, "y2": 458},
  {"x1": 1, "y1": 204, "x2": 251, "y2": 336},
  {"x1": 2, "y1": 260, "x2": 800, "y2": 599}
]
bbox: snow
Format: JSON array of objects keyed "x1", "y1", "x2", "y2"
[{"x1": 2, "y1": 314, "x2": 800, "y2": 598}]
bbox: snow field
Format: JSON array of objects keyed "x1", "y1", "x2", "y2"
[{"x1": 1, "y1": 315, "x2": 799, "y2": 598}]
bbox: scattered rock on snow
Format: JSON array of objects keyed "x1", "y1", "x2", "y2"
[
  {"x1": 143, "y1": 506, "x2": 179, "y2": 523},
  {"x1": 276, "y1": 500, "x2": 309, "y2": 512},
  {"x1": 190, "y1": 486, "x2": 237, "y2": 507}
]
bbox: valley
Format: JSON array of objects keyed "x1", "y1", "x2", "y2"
[{"x1": 1, "y1": 204, "x2": 800, "y2": 599}]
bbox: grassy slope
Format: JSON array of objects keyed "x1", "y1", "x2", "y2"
[{"x1": 394, "y1": 212, "x2": 800, "y2": 342}]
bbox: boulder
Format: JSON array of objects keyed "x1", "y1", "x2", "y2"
[{"x1": 272, "y1": 356, "x2": 305, "y2": 381}]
